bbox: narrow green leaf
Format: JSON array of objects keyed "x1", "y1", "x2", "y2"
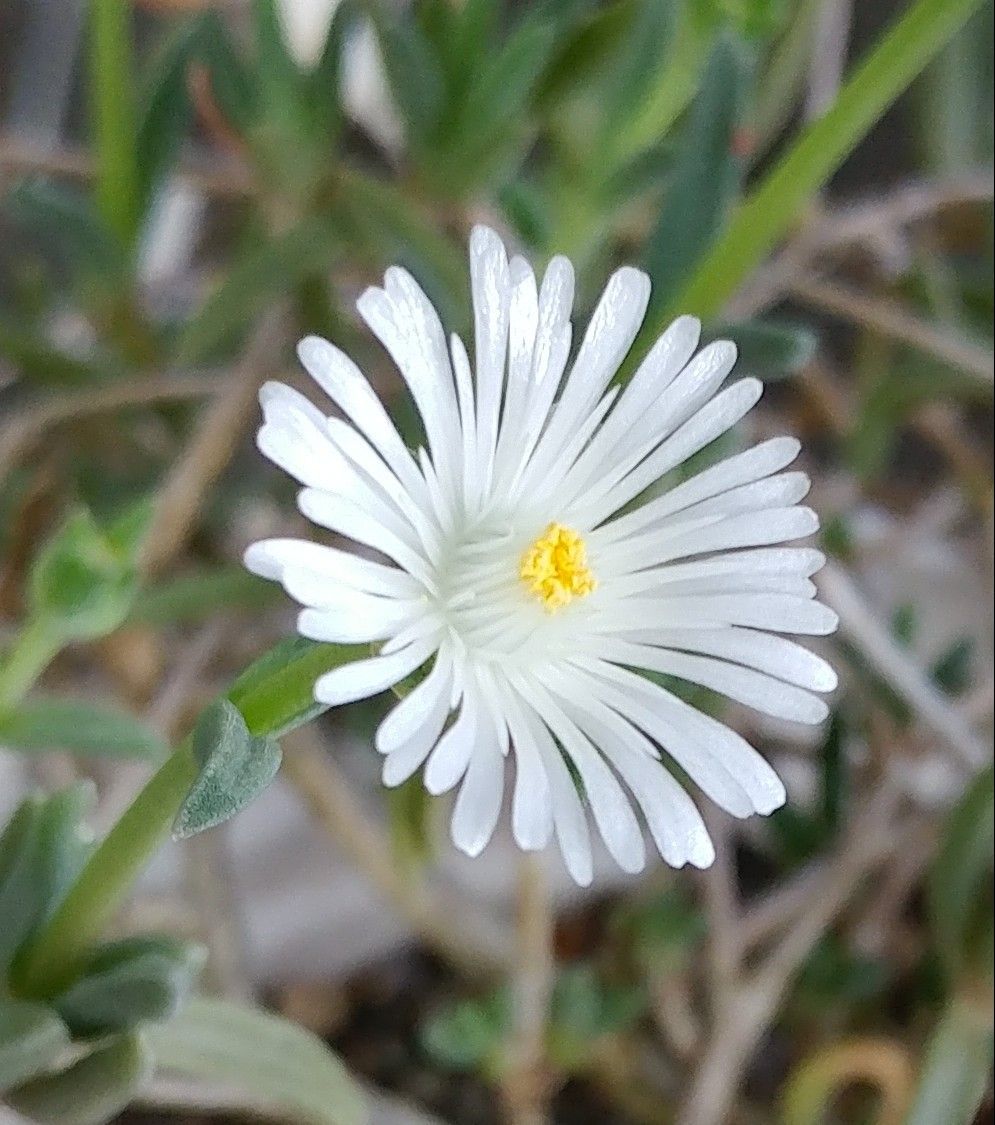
[
  {"x1": 598, "y1": 0, "x2": 678, "y2": 143},
  {"x1": 643, "y1": 34, "x2": 748, "y2": 317},
  {"x1": 149, "y1": 996, "x2": 365, "y2": 1125},
  {"x1": 0, "y1": 698, "x2": 167, "y2": 760},
  {"x1": 0, "y1": 786, "x2": 95, "y2": 973},
  {"x1": 708, "y1": 319, "x2": 817, "y2": 381},
  {"x1": 176, "y1": 219, "x2": 339, "y2": 364},
  {"x1": 4, "y1": 180, "x2": 127, "y2": 284},
  {"x1": 5, "y1": 1032, "x2": 152, "y2": 1125},
  {"x1": 89, "y1": 0, "x2": 140, "y2": 244},
  {"x1": 451, "y1": 18, "x2": 557, "y2": 160},
  {"x1": 928, "y1": 765, "x2": 994, "y2": 982},
  {"x1": 609, "y1": 2, "x2": 716, "y2": 164},
  {"x1": 196, "y1": 11, "x2": 258, "y2": 132},
  {"x1": 172, "y1": 700, "x2": 282, "y2": 839},
  {"x1": 370, "y1": 9, "x2": 445, "y2": 145},
  {"x1": 669, "y1": 0, "x2": 988, "y2": 323},
  {"x1": 0, "y1": 1001, "x2": 70, "y2": 1093},
  {"x1": 904, "y1": 995, "x2": 994, "y2": 1125},
  {"x1": 536, "y1": 0, "x2": 641, "y2": 109},
  {"x1": 127, "y1": 567, "x2": 276, "y2": 626},
  {"x1": 305, "y1": 0, "x2": 356, "y2": 138},
  {"x1": 135, "y1": 18, "x2": 205, "y2": 214},
  {"x1": 54, "y1": 935, "x2": 205, "y2": 1036},
  {"x1": 227, "y1": 637, "x2": 364, "y2": 739}
]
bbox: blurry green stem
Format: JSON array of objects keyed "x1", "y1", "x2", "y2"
[
  {"x1": 89, "y1": 0, "x2": 139, "y2": 244},
  {"x1": 666, "y1": 0, "x2": 987, "y2": 324},
  {"x1": 0, "y1": 618, "x2": 61, "y2": 712},
  {"x1": 17, "y1": 745, "x2": 199, "y2": 997}
]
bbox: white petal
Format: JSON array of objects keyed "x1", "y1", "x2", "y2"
[
  {"x1": 576, "y1": 377, "x2": 763, "y2": 527},
  {"x1": 243, "y1": 538, "x2": 418, "y2": 599},
  {"x1": 376, "y1": 650, "x2": 453, "y2": 754},
  {"x1": 500, "y1": 686, "x2": 554, "y2": 851},
  {"x1": 469, "y1": 225, "x2": 511, "y2": 491},
  {"x1": 424, "y1": 688, "x2": 479, "y2": 795},
  {"x1": 296, "y1": 335, "x2": 428, "y2": 503},
  {"x1": 297, "y1": 599, "x2": 417, "y2": 644},
  {"x1": 298, "y1": 489, "x2": 436, "y2": 590},
  {"x1": 551, "y1": 684, "x2": 714, "y2": 869},
  {"x1": 629, "y1": 627, "x2": 838, "y2": 693},
  {"x1": 314, "y1": 639, "x2": 436, "y2": 706},
  {"x1": 597, "y1": 639, "x2": 830, "y2": 724},
  {"x1": 450, "y1": 727, "x2": 505, "y2": 858},
  {"x1": 511, "y1": 689, "x2": 593, "y2": 886},
  {"x1": 513, "y1": 676, "x2": 646, "y2": 875}
]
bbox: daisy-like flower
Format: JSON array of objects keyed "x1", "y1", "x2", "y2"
[{"x1": 245, "y1": 227, "x2": 838, "y2": 884}]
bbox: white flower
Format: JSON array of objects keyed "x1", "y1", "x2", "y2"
[{"x1": 245, "y1": 226, "x2": 838, "y2": 884}]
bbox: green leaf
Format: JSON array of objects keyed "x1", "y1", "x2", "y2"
[
  {"x1": 598, "y1": 0, "x2": 679, "y2": 142},
  {"x1": 421, "y1": 991, "x2": 509, "y2": 1072},
  {"x1": 148, "y1": 996, "x2": 365, "y2": 1125},
  {"x1": 0, "y1": 698, "x2": 167, "y2": 760},
  {"x1": 904, "y1": 995, "x2": 994, "y2": 1125},
  {"x1": 0, "y1": 1000, "x2": 70, "y2": 1093},
  {"x1": 175, "y1": 218, "x2": 339, "y2": 364},
  {"x1": 173, "y1": 700, "x2": 282, "y2": 839},
  {"x1": 54, "y1": 935, "x2": 205, "y2": 1036},
  {"x1": 371, "y1": 8, "x2": 445, "y2": 145},
  {"x1": 0, "y1": 786, "x2": 95, "y2": 973},
  {"x1": 127, "y1": 567, "x2": 276, "y2": 626},
  {"x1": 928, "y1": 766, "x2": 994, "y2": 983},
  {"x1": 4, "y1": 180, "x2": 127, "y2": 284},
  {"x1": 5, "y1": 1032, "x2": 152, "y2": 1125},
  {"x1": 537, "y1": 0, "x2": 641, "y2": 109},
  {"x1": 642, "y1": 34, "x2": 748, "y2": 318},
  {"x1": 196, "y1": 11, "x2": 258, "y2": 132},
  {"x1": 708, "y1": 319, "x2": 817, "y2": 381},
  {"x1": 0, "y1": 315, "x2": 114, "y2": 387},
  {"x1": 446, "y1": 18, "x2": 557, "y2": 187},
  {"x1": 135, "y1": 18, "x2": 205, "y2": 214},
  {"x1": 337, "y1": 169, "x2": 468, "y2": 328},
  {"x1": 28, "y1": 504, "x2": 147, "y2": 645},
  {"x1": 89, "y1": 0, "x2": 140, "y2": 245},
  {"x1": 227, "y1": 637, "x2": 364, "y2": 740},
  {"x1": 304, "y1": 0, "x2": 356, "y2": 139},
  {"x1": 670, "y1": 0, "x2": 989, "y2": 323}
]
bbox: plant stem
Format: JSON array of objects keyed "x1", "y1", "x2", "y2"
[
  {"x1": 502, "y1": 854, "x2": 555, "y2": 1125},
  {"x1": 16, "y1": 746, "x2": 199, "y2": 998},
  {"x1": 0, "y1": 618, "x2": 61, "y2": 712},
  {"x1": 89, "y1": 0, "x2": 139, "y2": 244},
  {"x1": 665, "y1": 0, "x2": 986, "y2": 325}
]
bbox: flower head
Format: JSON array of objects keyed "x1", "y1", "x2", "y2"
[{"x1": 245, "y1": 226, "x2": 838, "y2": 884}]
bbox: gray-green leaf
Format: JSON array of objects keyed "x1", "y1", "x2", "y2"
[
  {"x1": 148, "y1": 996, "x2": 366, "y2": 1125},
  {"x1": 0, "y1": 1000, "x2": 70, "y2": 1093},
  {"x1": 54, "y1": 935, "x2": 206, "y2": 1036},
  {"x1": 0, "y1": 698, "x2": 167, "y2": 760},
  {"x1": 5, "y1": 1032, "x2": 152, "y2": 1125},
  {"x1": 172, "y1": 700, "x2": 282, "y2": 839}
]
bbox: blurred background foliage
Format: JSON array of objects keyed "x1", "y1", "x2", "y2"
[{"x1": 0, "y1": 0, "x2": 992, "y2": 1123}]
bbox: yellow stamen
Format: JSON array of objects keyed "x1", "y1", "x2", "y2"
[{"x1": 519, "y1": 522, "x2": 597, "y2": 612}]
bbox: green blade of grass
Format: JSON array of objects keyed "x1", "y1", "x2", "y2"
[{"x1": 663, "y1": 0, "x2": 987, "y2": 326}]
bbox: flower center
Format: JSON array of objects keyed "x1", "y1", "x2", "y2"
[{"x1": 519, "y1": 522, "x2": 597, "y2": 612}]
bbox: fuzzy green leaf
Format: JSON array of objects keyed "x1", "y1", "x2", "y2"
[
  {"x1": 149, "y1": 996, "x2": 365, "y2": 1125},
  {"x1": 54, "y1": 935, "x2": 205, "y2": 1036},
  {"x1": 0, "y1": 1000, "x2": 70, "y2": 1093},
  {"x1": 5, "y1": 1032, "x2": 152, "y2": 1125},
  {"x1": 173, "y1": 700, "x2": 282, "y2": 839},
  {"x1": 0, "y1": 698, "x2": 167, "y2": 760}
]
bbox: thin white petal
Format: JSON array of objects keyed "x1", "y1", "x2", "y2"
[{"x1": 314, "y1": 639, "x2": 435, "y2": 706}]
